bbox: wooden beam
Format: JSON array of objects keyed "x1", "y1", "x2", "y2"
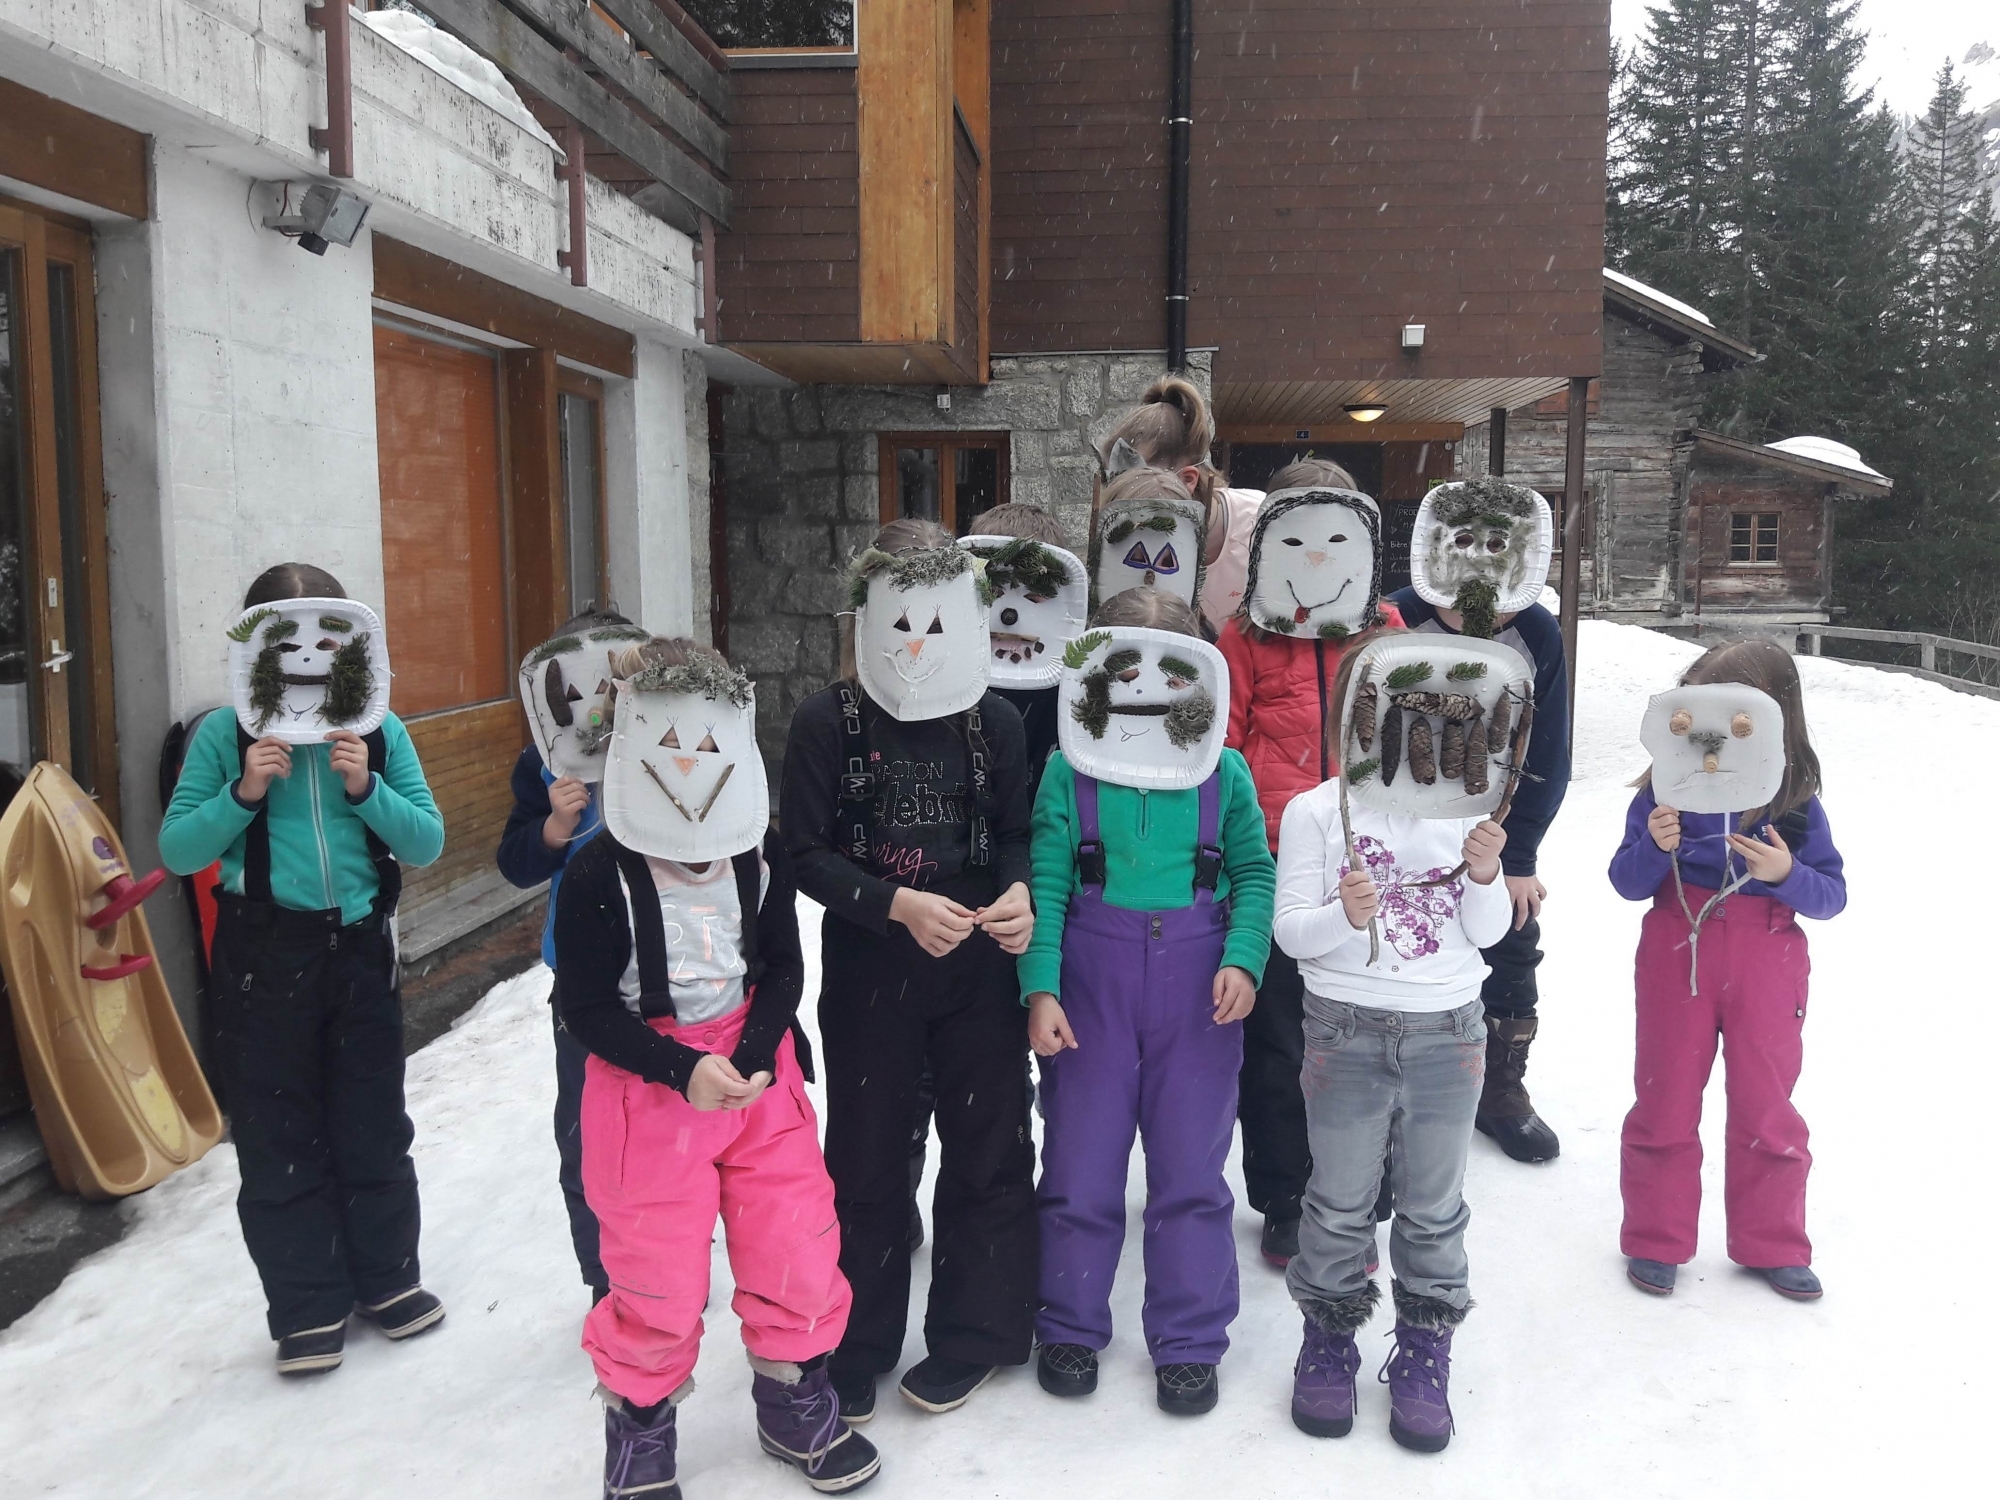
[
  {"x1": 0, "y1": 78, "x2": 148, "y2": 219},
  {"x1": 1560, "y1": 375, "x2": 1589, "y2": 729},
  {"x1": 1218, "y1": 422, "x2": 1464, "y2": 445},
  {"x1": 1488, "y1": 406, "x2": 1507, "y2": 476},
  {"x1": 305, "y1": 0, "x2": 355, "y2": 178},
  {"x1": 373, "y1": 236, "x2": 636, "y2": 377},
  {"x1": 590, "y1": 0, "x2": 732, "y2": 116},
  {"x1": 505, "y1": 347, "x2": 570, "y2": 652},
  {"x1": 500, "y1": 0, "x2": 728, "y2": 169},
  {"x1": 858, "y1": 0, "x2": 954, "y2": 343},
  {"x1": 419, "y1": 0, "x2": 729, "y2": 227},
  {"x1": 953, "y1": 0, "x2": 991, "y2": 380}
]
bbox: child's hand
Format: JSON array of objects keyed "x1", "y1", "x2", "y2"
[
  {"x1": 325, "y1": 731, "x2": 373, "y2": 798},
  {"x1": 1463, "y1": 819, "x2": 1507, "y2": 885},
  {"x1": 1338, "y1": 869, "x2": 1380, "y2": 930},
  {"x1": 1027, "y1": 993, "x2": 1077, "y2": 1057},
  {"x1": 687, "y1": 1054, "x2": 761, "y2": 1111},
  {"x1": 890, "y1": 888, "x2": 977, "y2": 956},
  {"x1": 727, "y1": 1070, "x2": 774, "y2": 1110},
  {"x1": 974, "y1": 882, "x2": 1035, "y2": 955},
  {"x1": 1726, "y1": 823, "x2": 1794, "y2": 885},
  {"x1": 1212, "y1": 966, "x2": 1256, "y2": 1025},
  {"x1": 1647, "y1": 803, "x2": 1682, "y2": 853},
  {"x1": 543, "y1": 777, "x2": 591, "y2": 849},
  {"x1": 238, "y1": 737, "x2": 292, "y2": 801}
]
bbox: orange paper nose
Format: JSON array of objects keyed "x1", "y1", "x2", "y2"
[
  {"x1": 673, "y1": 756, "x2": 698, "y2": 776},
  {"x1": 905, "y1": 639, "x2": 926, "y2": 658}
]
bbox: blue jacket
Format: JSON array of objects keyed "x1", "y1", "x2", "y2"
[{"x1": 496, "y1": 744, "x2": 601, "y2": 969}]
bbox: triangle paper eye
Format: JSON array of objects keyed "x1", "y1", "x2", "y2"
[
  {"x1": 602, "y1": 658, "x2": 768, "y2": 863},
  {"x1": 851, "y1": 545, "x2": 989, "y2": 722},
  {"x1": 1339, "y1": 635, "x2": 1535, "y2": 819},
  {"x1": 1057, "y1": 626, "x2": 1230, "y2": 790},
  {"x1": 1090, "y1": 492, "x2": 1207, "y2": 612},
  {"x1": 1639, "y1": 684, "x2": 1785, "y2": 816},
  {"x1": 959, "y1": 536, "x2": 1089, "y2": 690},
  {"x1": 517, "y1": 622, "x2": 654, "y2": 782},
  {"x1": 228, "y1": 597, "x2": 392, "y2": 746},
  {"x1": 1244, "y1": 487, "x2": 1382, "y2": 640}
]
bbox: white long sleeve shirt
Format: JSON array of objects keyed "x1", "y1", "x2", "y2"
[{"x1": 1273, "y1": 779, "x2": 1514, "y2": 1012}]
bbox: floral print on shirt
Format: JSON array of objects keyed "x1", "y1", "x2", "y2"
[{"x1": 1336, "y1": 834, "x2": 1464, "y2": 961}]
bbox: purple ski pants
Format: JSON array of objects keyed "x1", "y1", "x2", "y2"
[{"x1": 1035, "y1": 892, "x2": 1242, "y2": 1366}]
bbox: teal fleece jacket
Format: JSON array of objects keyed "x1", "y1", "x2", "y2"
[
  {"x1": 160, "y1": 710, "x2": 445, "y2": 924},
  {"x1": 1020, "y1": 749, "x2": 1275, "y2": 1001}
]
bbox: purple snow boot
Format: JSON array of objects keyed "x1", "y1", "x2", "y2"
[
  {"x1": 1291, "y1": 1283, "x2": 1379, "y2": 1438},
  {"x1": 1378, "y1": 1283, "x2": 1465, "y2": 1453},
  {"x1": 753, "y1": 1356, "x2": 882, "y2": 1493},
  {"x1": 602, "y1": 1393, "x2": 679, "y2": 1499}
]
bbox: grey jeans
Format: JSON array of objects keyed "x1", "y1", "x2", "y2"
[{"x1": 1285, "y1": 996, "x2": 1487, "y2": 1314}]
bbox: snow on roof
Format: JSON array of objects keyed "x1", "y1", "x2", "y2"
[
  {"x1": 1764, "y1": 435, "x2": 1889, "y2": 482},
  {"x1": 1603, "y1": 267, "x2": 1714, "y2": 328},
  {"x1": 360, "y1": 9, "x2": 562, "y2": 156}
]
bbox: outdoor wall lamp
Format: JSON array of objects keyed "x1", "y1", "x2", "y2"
[{"x1": 1401, "y1": 323, "x2": 1426, "y2": 352}]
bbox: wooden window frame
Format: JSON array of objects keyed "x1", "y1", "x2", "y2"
[
  {"x1": 556, "y1": 366, "x2": 610, "y2": 616},
  {"x1": 1727, "y1": 510, "x2": 1780, "y2": 567},
  {"x1": 876, "y1": 431, "x2": 1010, "y2": 532}
]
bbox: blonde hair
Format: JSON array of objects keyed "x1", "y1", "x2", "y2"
[
  {"x1": 1099, "y1": 376, "x2": 1223, "y2": 513},
  {"x1": 608, "y1": 636, "x2": 722, "y2": 682},
  {"x1": 1267, "y1": 457, "x2": 1359, "y2": 494},
  {"x1": 1091, "y1": 586, "x2": 1202, "y2": 636},
  {"x1": 838, "y1": 518, "x2": 957, "y2": 682}
]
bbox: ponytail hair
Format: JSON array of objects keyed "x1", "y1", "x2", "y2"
[{"x1": 1099, "y1": 376, "x2": 1223, "y2": 513}]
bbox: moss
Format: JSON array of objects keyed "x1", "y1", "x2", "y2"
[
  {"x1": 248, "y1": 646, "x2": 286, "y2": 732},
  {"x1": 626, "y1": 653, "x2": 753, "y2": 707},
  {"x1": 1453, "y1": 578, "x2": 1500, "y2": 640},
  {"x1": 1163, "y1": 688, "x2": 1216, "y2": 749},
  {"x1": 1433, "y1": 475, "x2": 1539, "y2": 527},
  {"x1": 318, "y1": 615, "x2": 353, "y2": 634},
  {"x1": 1071, "y1": 669, "x2": 1112, "y2": 739},
  {"x1": 847, "y1": 544, "x2": 975, "y2": 610},
  {"x1": 320, "y1": 635, "x2": 375, "y2": 724},
  {"x1": 972, "y1": 538, "x2": 1071, "y2": 600},
  {"x1": 526, "y1": 635, "x2": 583, "y2": 668}
]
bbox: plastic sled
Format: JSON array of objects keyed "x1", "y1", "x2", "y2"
[{"x1": 0, "y1": 761, "x2": 221, "y2": 1199}]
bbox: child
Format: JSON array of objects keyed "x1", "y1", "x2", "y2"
[
  {"x1": 556, "y1": 636, "x2": 877, "y2": 1496},
  {"x1": 781, "y1": 520, "x2": 1038, "y2": 1420},
  {"x1": 1608, "y1": 639, "x2": 1845, "y2": 1300},
  {"x1": 160, "y1": 562, "x2": 446, "y2": 1376},
  {"x1": 1272, "y1": 635, "x2": 1511, "y2": 1452},
  {"x1": 1219, "y1": 458, "x2": 1401, "y2": 1268},
  {"x1": 1024, "y1": 587, "x2": 1274, "y2": 1416},
  {"x1": 497, "y1": 609, "x2": 652, "y2": 1306}
]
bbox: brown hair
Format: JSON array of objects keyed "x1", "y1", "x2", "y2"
[
  {"x1": 972, "y1": 503, "x2": 1070, "y2": 549},
  {"x1": 1674, "y1": 638, "x2": 1821, "y2": 823},
  {"x1": 839, "y1": 518, "x2": 957, "y2": 681},
  {"x1": 245, "y1": 562, "x2": 346, "y2": 606},
  {"x1": 609, "y1": 635, "x2": 725, "y2": 683},
  {"x1": 1267, "y1": 457, "x2": 1359, "y2": 494},
  {"x1": 1090, "y1": 586, "x2": 1203, "y2": 636},
  {"x1": 1099, "y1": 376, "x2": 1223, "y2": 514}
]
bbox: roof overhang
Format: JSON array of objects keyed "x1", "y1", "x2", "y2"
[
  {"x1": 1694, "y1": 429, "x2": 1892, "y2": 494},
  {"x1": 1216, "y1": 376, "x2": 1571, "y2": 436},
  {"x1": 1604, "y1": 277, "x2": 1761, "y2": 370}
]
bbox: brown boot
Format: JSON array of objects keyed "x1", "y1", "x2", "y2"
[{"x1": 1474, "y1": 1015, "x2": 1560, "y2": 1162}]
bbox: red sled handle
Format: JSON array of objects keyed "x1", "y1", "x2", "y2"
[
  {"x1": 86, "y1": 869, "x2": 168, "y2": 931},
  {"x1": 82, "y1": 954, "x2": 153, "y2": 982}
]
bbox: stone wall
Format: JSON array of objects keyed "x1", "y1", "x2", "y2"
[{"x1": 722, "y1": 351, "x2": 1212, "y2": 769}]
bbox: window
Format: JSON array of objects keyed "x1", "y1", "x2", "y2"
[
  {"x1": 1729, "y1": 512, "x2": 1779, "y2": 564},
  {"x1": 878, "y1": 432, "x2": 1009, "y2": 535},
  {"x1": 557, "y1": 372, "x2": 606, "y2": 614}
]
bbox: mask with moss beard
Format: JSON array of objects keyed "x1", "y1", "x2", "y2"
[
  {"x1": 1057, "y1": 626, "x2": 1228, "y2": 790},
  {"x1": 1409, "y1": 477, "x2": 1554, "y2": 637},
  {"x1": 227, "y1": 597, "x2": 391, "y2": 745}
]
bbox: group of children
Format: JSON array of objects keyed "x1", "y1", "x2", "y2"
[{"x1": 155, "y1": 379, "x2": 1846, "y2": 1499}]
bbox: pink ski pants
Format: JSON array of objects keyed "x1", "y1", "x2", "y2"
[
  {"x1": 1620, "y1": 888, "x2": 1813, "y2": 1268},
  {"x1": 580, "y1": 1002, "x2": 850, "y2": 1404}
]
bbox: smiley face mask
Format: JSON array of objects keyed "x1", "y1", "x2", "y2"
[
  {"x1": 1089, "y1": 491, "x2": 1208, "y2": 614},
  {"x1": 1409, "y1": 477, "x2": 1555, "y2": 636},
  {"x1": 602, "y1": 654, "x2": 769, "y2": 863},
  {"x1": 851, "y1": 545, "x2": 991, "y2": 722},
  {"x1": 228, "y1": 597, "x2": 392, "y2": 745},
  {"x1": 960, "y1": 536, "x2": 1088, "y2": 690},
  {"x1": 1640, "y1": 684, "x2": 1785, "y2": 817},
  {"x1": 1243, "y1": 487, "x2": 1382, "y2": 640},
  {"x1": 518, "y1": 622, "x2": 654, "y2": 783},
  {"x1": 1057, "y1": 626, "x2": 1229, "y2": 790}
]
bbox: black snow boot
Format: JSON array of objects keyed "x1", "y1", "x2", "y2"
[
  {"x1": 1260, "y1": 1214, "x2": 1301, "y2": 1268},
  {"x1": 1474, "y1": 1015, "x2": 1560, "y2": 1163},
  {"x1": 275, "y1": 1319, "x2": 347, "y2": 1376},
  {"x1": 1155, "y1": 1363, "x2": 1220, "y2": 1416},
  {"x1": 1037, "y1": 1342, "x2": 1099, "y2": 1398}
]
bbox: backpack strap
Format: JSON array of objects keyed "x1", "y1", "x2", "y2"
[
  {"x1": 833, "y1": 683, "x2": 875, "y2": 867},
  {"x1": 1073, "y1": 773, "x2": 1107, "y2": 890},
  {"x1": 1192, "y1": 770, "x2": 1224, "y2": 903},
  {"x1": 964, "y1": 699, "x2": 992, "y2": 868},
  {"x1": 234, "y1": 723, "x2": 400, "y2": 918}
]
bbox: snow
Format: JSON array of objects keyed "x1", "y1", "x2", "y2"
[
  {"x1": 1, "y1": 619, "x2": 1990, "y2": 1496},
  {"x1": 359, "y1": 7, "x2": 564, "y2": 157},
  {"x1": 1603, "y1": 267, "x2": 1714, "y2": 328},
  {"x1": 1764, "y1": 435, "x2": 1890, "y2": 483}
]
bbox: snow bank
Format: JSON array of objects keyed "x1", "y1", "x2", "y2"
[
  {"x1": 360, "y1": 7, "x2": 563, "y2": 156},
  {"x1": 1, "y1": 621, "x2": 1990, "y2": 1496}
]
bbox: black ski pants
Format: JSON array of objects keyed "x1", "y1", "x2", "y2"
[
  {"x1": 1238, "y1": 946, "x2": 1312, "y2": 1224},
  {"x1": 819, "y1": 912, "x2": 1036, "y2": 1376},
  {"x1": 549, "y1": 984, "x2": 606, "y2": 1291},
  {"x1": 210, "y1": 896, "x2": 422, "y2": 1339},
  {"x1": 1479, "y1": 912, "x2": 1542, "y2": 1020}
]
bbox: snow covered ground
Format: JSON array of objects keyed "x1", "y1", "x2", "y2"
[{"x1": 0, "y1": 621, "x2": 1987, "y2": 1498}]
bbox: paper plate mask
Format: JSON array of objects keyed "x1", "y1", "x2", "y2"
[
  {"x1": 1340, "y1": 635, "x2": 1534, "y2": 818},
  {"x1": 602, "y1": 655, "x2": 769, "y2": 863},
  {"x1": 227, "y1": 597, "x2": 391, "y2": 745},
  {"x1": 1243, "y1": 487, "x2": 1382, "y2": 640},
  {"x1": 1057, "y1": 627, "x2": 1229, "y2": 790},
  {"x1": 850, "y1": 545, "x2": 990, "y2": 722},
  {"x1": 518, "y1": 622, "x2": 654, "y2": 782},
  {"x1": 1410, "y1": 477, "x2": 1555, "y2": 631},
  {"x1": 960, "y1": 536, "x2": 1088, "y2": 690},
  {"x1": 1640, "y1": 684, "x2": 1785, "y2": 816},
  {"x1": 1089, "y1": 492, "x2": 1207, "y2": 612}
]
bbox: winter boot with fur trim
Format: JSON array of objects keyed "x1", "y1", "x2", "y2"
[
  {"x1": 602, "y1": 1389, "x2": 680, "y2": 1499},
  {"x1": 1474, "y1": 1016, "x2": 1560, "y2": 1163},
  {"x1": 753, "y1": 1356, "x2": 882, "y2": 1493},
  {"x1": 1378, "y1": 1283, "x2": 1465, "y2": 1453},
  {"x1": 1291, "y1": 1283, "x2": 1379, "y2": 1438}
]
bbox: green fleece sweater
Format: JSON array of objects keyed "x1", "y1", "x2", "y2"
[
  {"x1": 1020, "y1": 749, "x2": 1275, "y2": 1000},
  {"x1": 160, "y1": 709, "x2": 445, "y2": 925}
]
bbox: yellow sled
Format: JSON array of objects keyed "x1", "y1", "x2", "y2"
[{"x1": 0, "y1": 762, "x2": 220, "y2": 1199}]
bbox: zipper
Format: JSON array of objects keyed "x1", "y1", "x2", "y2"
[
  {"x1": 306, "y1": 748, "x2": 336, "y2": 911},
  {"x1": 1137, "y1": 788, "x2": 1150, "y2": 838},
  {"x1": 1315, "y1": 638, "x2": 1330, "y2": 780}
]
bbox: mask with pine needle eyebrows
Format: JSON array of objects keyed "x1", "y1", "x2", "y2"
[
  {"x1": 1057, "y1": 626, "x2": 1229, "y2": 790},
  {"x1": 518, "y1": 622, "x2": 654, "y2": 782},
  {"x1": 1409, "y1": 477, "x2": 1555, "y2": 632},
  {"x1": 602, "y1": 654, "x2": 768, "y2": 862},
  {"x1": 851, "y1": 545, "x2": 991, "y2": 722},
  {"x1": 1089, "y1": 493, "x2": 1208, "y2": 614},
  {"x1": 959, "y1": 535, "x2": 1088, "y2": 690},
  {"x1": 1639, "y1": 684, "x2": 1785, "y2": 816},
  {"x1": 227, "y1": 597, "x2": 391, "y2": 745},
  {"x1": 1243, "y1": 487, "x2": 1382, "y2": 640},
  {"x1": 1340, "y1": 634, "x2": 1534, "y2": 819}
]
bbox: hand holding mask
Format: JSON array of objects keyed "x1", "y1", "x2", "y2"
[{"x1": 1639, "y1": 684, "x2": 1785, "y2": 816}]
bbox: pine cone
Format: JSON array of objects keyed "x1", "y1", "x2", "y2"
[
  {"x1": 1464, "y1": 718, "x2": 1490, "y2": 795},
  {"x1": 1408, "y1": 715, "x2": 1436, "y2": 785},
  {"x1": 1440, "y1": 719, "x2": 1465, "y2": 781},
  {"x1": 1379, "y1": 704, "x2": 1403, "y2": 787},
  {"x1": 1353, "y1": 682, "x2": 1378, "y2": 752}
]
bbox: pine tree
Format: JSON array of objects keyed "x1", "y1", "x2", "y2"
[{"x1": 676, "y1": 1, "x2": 850, "y2": 49}]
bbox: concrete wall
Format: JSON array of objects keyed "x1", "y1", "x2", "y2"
[{"x1": 721, "y1": 351, "x2": 1211, "y2": 768}]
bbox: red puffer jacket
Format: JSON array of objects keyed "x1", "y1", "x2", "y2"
[{"x1": 1219, "y1": 607, "x2": 1403, "y2": 848}]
